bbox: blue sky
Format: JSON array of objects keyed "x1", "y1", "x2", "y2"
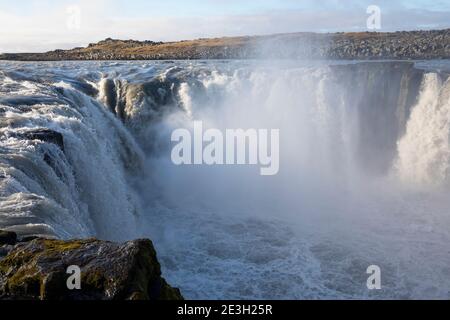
[{"x1": 1, "y1": 0, "x2": 449, "y2": 52}]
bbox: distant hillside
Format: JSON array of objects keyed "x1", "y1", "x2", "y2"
[{"x1": 1, "y1": 29, "x2": 449, "y2": 61}]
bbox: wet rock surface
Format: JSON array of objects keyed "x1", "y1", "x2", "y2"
[
  {"x1": 0, "y1": 230, "x2": 17, "y2": 246},
  {"x1": 2, "y1": 129, "x2": 65, "y2": 152},
  {"x1": 20, "y1": 129, "x2": 65, "y2": 151},
  {"x1": 0, "y1": 231, "x2": 183, "y2": 300}
]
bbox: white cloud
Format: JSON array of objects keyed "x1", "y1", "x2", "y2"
[{"x1": 0, "y1": 1, "x2": 449, "y2": 52}]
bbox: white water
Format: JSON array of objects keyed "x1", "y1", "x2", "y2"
[
  {"x1": 1, "y1": 60, "x2": 450, "y2": 299},
  {"x1": 0, "y1": 65, "x2": 143, "y2": 240},
  {"x1": 396, "y1": 73, "x2": 450, "y2": 188}
]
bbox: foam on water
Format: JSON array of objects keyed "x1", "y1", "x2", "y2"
[
  {"x1": 0, "y1": 63, "x2": 143, "y2": 240},
  {"x1": 1, "y1": 60, "x2": 450, "y2": 299}
]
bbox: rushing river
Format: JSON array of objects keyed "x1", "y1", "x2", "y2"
[{"x1": 1, "y1": 60, "x2": 450, "y2": 299}]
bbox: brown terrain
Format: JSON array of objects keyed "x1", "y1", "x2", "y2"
[{"x1": 1, "y1": 29, "x2": 449, "y2": 61}]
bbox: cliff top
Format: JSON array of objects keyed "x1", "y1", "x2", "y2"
[{"x1": 1, "y1": 29, "x2": 449, "y2": 61}]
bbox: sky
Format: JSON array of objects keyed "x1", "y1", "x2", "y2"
[{"x1": 0, "y1": 0, "x2": 449, "y2": 52}]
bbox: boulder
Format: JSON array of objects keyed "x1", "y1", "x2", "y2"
[{"x1": 0, "y1": 238, "x2": 183, "y2": 300}]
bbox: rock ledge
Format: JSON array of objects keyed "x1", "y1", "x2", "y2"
[{"x1": 0, "y1": 231, "x2": 183, "y2": 300}]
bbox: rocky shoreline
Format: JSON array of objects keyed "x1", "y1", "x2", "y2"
[
  {"x1": 1, "y1": 29, "x2": 449, "y2": 61},
  {"x1": 0, "y1": 230, "x2": 183, "y2": 300}
]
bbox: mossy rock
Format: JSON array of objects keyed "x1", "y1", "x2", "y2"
[{"x1": 0, "y1": 238, "x2": 183, "y2": 300}]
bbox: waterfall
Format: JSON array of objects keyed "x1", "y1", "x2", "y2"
[
  {"x1": 396, "y1": 73, "x2": 450, "y2": 188},
  {"x1": 1, "y1": 60, "x2": 450, "y2": 299},
  {"x1": 0, "y1": 66, "x2": 144, "y2": 240}
]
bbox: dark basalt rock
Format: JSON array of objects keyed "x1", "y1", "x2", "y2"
[
  {"x1": 0, "y1": 232, "x2": 183, "y2": 300},
  {"x1": 22, "y1": 129, "x2": 65, "y2": 151},
  {"x1": 5, "y1": 129, "x2": 65, "y2": 152},
  {"x1": 0, "y1": 230, "x2": 17, "y2": 246},
  {"x1": 19, "y1": 236, "x2": 40, "y2": 243}
]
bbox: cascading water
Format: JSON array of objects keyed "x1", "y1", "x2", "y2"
[
  {"x1": 396, "y1": 73, "x2": 450, "y2": 188},
  {"x1": 0, "y1": 62, "x2": 143, "y2": 240},
  {"x1": 1, "y1": 60, "x2": 450, "y2": 299}
]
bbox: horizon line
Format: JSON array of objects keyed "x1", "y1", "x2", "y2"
[{"x1": 2, "y1": 27, "x2": 449, "y2": 55}]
